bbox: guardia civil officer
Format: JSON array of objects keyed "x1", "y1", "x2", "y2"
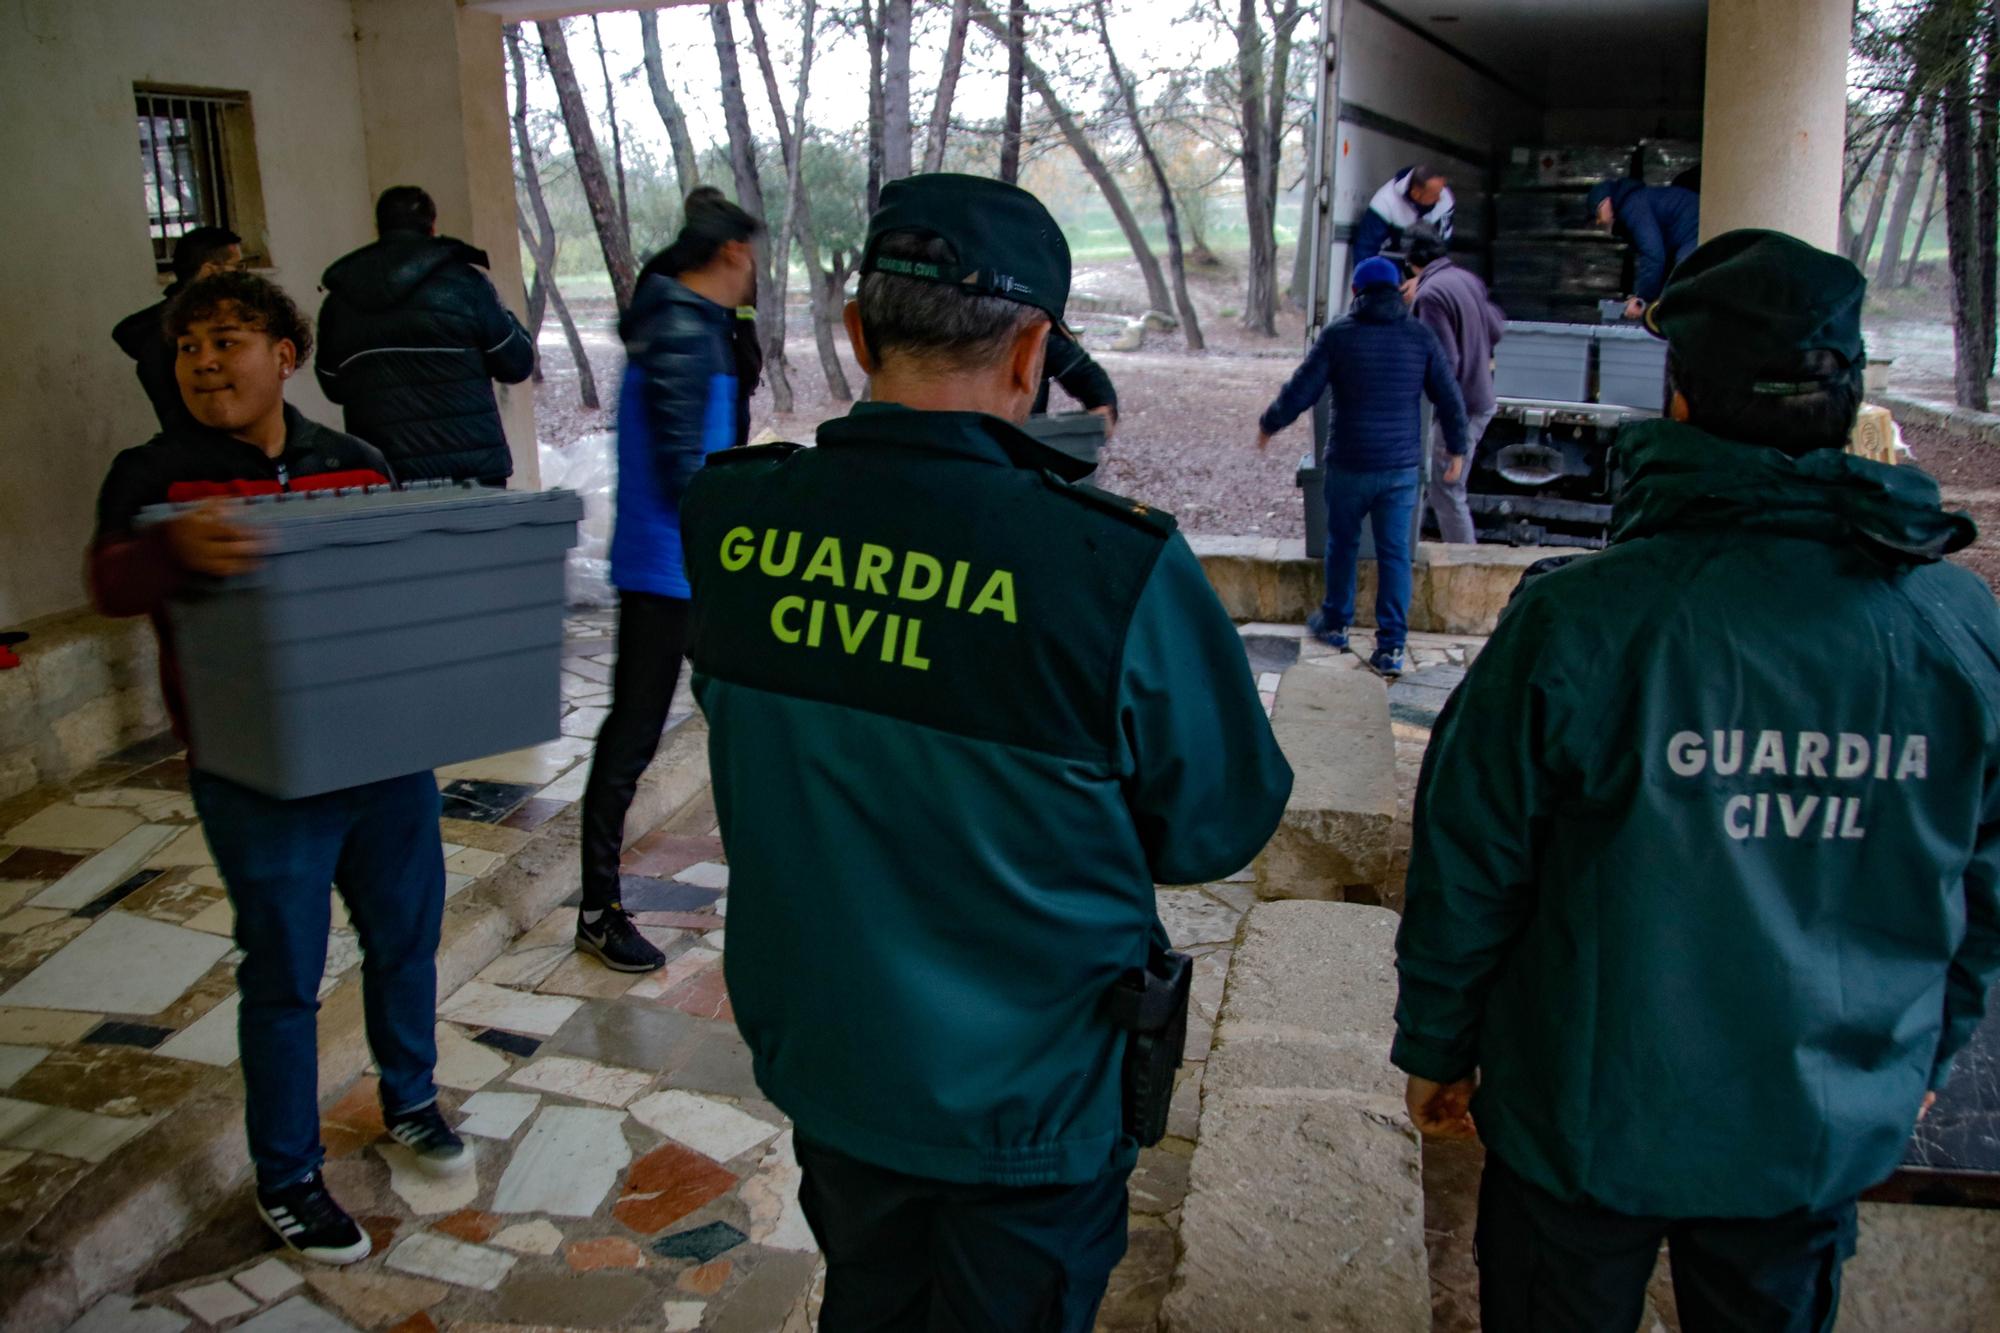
[
  {"x1": 680, "y1": 174, "x2": 1293, "y2": 1331},
  {"x1": 1394, "y1": 229, "x2": 2000, "y2": 1331}
]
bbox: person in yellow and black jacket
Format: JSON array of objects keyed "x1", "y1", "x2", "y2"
[{"x1": 680, "y1": 174, "x2": 1293, "y2": 1332}]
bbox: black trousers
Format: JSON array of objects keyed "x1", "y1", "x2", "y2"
[
  {"x1": 794, "y1": 1137, "x2": 1131, "y2": 1333},
  {"x1": 1477, "y1": 1154, "x2": 1858, "y2": 1333},
  {"x1": 579, "y1": 590, "x2": 692, "y2": 911}
]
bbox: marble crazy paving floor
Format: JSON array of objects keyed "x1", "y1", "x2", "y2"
[{"x1": 53, "y1": 784, "x2": 1256, "y2": 1333}]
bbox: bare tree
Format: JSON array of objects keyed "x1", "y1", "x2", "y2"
[
  {"x1": 882, "y1": 0, "x2": 914, "y2": 180},
  {"x1": 923, "y1": 0, "x2": 974, "y2": 172},
  {"x1": 591, "y1": 15, "x2": 631, "y2": 243},
  {"x1": 999, "y1": 0, "x2": 1027, "y2": 183},
  {"x1": 1877, "y1": 96, "x2": 1938, "y2": 285},
  {"x1": 507, "y1": 24, "x2": 598, "y2": 409},
  {"x1": 1229, "y1": 0, "x2": 1306, "y2": 335},
  {"x1": 537, "y1": 18, "x2": 638, "y2": 312},
  {"x1": 968, "y1": 0, "x2": 1174, "y2": 313},
  {"x1": 863, "y1": 0, "x2": 886, "y2": 212},
  {"x1": 711, "y1": 1, "x2": 792, "y2": 411},
  {"x1": 1093, "y1": 0, "x2": 1202, "y2": 346},
  {"x1": 1943, "y1": 45, "x2": 1987, "y2": 405},
  {"x1": 1906, "y1": 161, "x2": 1946, "y2": 285},
  {"x1": 639, "y1": 11, "x2": 702, "y2": 196},
  {"x1": 1979, "y1": 8, "x2": 1999, "y2": 378}
]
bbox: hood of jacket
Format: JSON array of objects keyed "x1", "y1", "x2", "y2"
[
  {"x1": 1611, "y1": 417, "x2": 1976, "y2": 564},
  {"x1": 1349, "y1": 284, "x2": 1411, "y2": 324},
  {"x1": 321, "y1": 232, "x2": 491, "y2": 311}
]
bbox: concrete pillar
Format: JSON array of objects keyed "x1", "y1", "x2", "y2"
[
  {"x1": 349, "y1": 0, "x2": 541, "y2": 488},
  {"x1": 1698, "y1": 0, "x2": 1855, "y2": 251}
]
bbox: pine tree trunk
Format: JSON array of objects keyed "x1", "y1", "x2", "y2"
[
  {"x1": 509, "y1": 25, "x2": 598, "y2": 408},
  {"x1": 1944, "y1": 64, "x2": 1988, "y2": 408},
  {"x1": 882, "y1": 0, "x2": 914, "y2": 182},
  {"x1": 999, "y1": 0, "x2": 1026, "y2": 184},
  {"x1": 711, "y1": 2, "x2": 791, "y2": 412},
  {"x1": 1907, "y1": 162, "x2": 1946, "y2": 287},
  {"x1": 537, "y1": 19, "x2": 637, "y2": 313},
  {"x1": 1855, "y1": 113, "x2": 1911, "y2": 268},
  {"x1": 1236, "y1": 0, "x2": 1277, "y2": 335},
  {"x1": 591, "y1": 15, "x2": 630, "y2": 244},
  {"x1": 813, "y1": 260, "x2": 854, "y2": 402},
  {"x1": 639, "y1": 12, "x2": 702, "y2": 197},
  {"x1": 865, "y1": 0, "x2": 885, "y2": 213},
  {"x1": 924, "y1": 0, "x2": 974, "y2": 172},
  {"x1": 1286, "y1": 115, "x2": 1313, "y2": 310},
  {"x1": 1093, "y1": 0, "x2": 1203, "y2": 347},
  {"x1": 1978, "y1": 11, "x2": 1999, "y2": 378},
  {"x1": 1877, "y1": 97, "x2": 1937, "y2": 287},
  {"x1": 969, "y1": 0, "x2": 1172, "y2": 313}
]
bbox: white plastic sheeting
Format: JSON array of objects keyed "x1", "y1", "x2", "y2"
[{"x1": 539, "y1": 432, "x2": 617, "y2": 608}]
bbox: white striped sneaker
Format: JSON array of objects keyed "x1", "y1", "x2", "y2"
[
  {"x1": 255, "y1": 1171, "x2": 372, "y2": 1265},
  {"x1": 384, "y1": 1101, "x2": 472, "y2": 1177}
]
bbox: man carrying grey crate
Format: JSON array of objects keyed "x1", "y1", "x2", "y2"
[{"x1": 89, "y1": 271, "x2": 469, "y2": 1268}]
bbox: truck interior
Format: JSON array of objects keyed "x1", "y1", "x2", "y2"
[{"x1": 1320, "y1": 0, "x2": 1711, "y2": 547}]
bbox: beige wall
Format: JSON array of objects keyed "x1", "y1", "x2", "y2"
[
  {"x1": 0, "y1": 0, "x2": 374, "y2": 626},
  {"x1": 351, "y1": 0, "x2": 539, "y2": 487}
]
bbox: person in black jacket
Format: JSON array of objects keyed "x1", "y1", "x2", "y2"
[
  {"x1": 576, "y1": 189, "x2": 763, "y2": 974},
  {"x1": 1588, "y1": 178, "x2": 1701, "y2": 319},
  {"x1": 314, "y1": 186, "x2": 534, "y2": 485},
  {"x1": 111, "y1": 226, "x2": 244, "y2": 431},
  {"x1": 1034, "y1": 328, "x2": 1118, "y2": 440}
]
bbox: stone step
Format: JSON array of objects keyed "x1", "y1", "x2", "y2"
[
  {"x1": 1255, "y1": 660, "x2": 1398, "y2": 903},
  {"x1": 1191, "y1": 535, "x2": 1586, "y2": 636},
  {"x1": 1164, "y1": 902, "x2": 1427, "y2": 1332}
]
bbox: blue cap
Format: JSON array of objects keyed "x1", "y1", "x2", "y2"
[{"x1": 1353, "y1": 256, "x2": 1401, "y2": 291}]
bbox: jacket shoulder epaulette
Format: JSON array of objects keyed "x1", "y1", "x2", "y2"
[
  {"x1": 1046, "y1": 475, "x2": 1179, "y2": 538},
  {"x1": 707, "y1": 441, "x2": 804, "y2": 468}
]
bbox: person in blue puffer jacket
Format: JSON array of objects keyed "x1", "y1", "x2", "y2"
[
  {"x1": 1257, "y1": 255, "x2": 1468, "y2": 678},
  {"x1": 578, "y1": 188, "x2": 763, "y2": 973},
  {"x1": 1589, "y1": 177, "x2": 1701, "y2": 318}
]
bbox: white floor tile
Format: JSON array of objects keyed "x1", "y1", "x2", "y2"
[
  {"x1": 488, "y1": 1219, "x2": 564, "y2": 1255},
  {"x1": 675, "y1": 861, "x2": 730, "y2": 891},
  {"x1": 0, "y1": 1044, "x2": 49, "y2": 1089},
  {"x1": 233, "y1": 1294, "x2": 357, "y2": 1332},
  {"x1": 0, "y1": 912, "x2": 231, "y2": 1015},
  {"x1": 30, "y1": 825, "x2": 181, "y2": 910},
  {"x1": 475, "y1": 944, "x2": 569, "y2": 990},
  {"x1": 64, "y1": 1295, "x2": 190, "y2": 1333},
  {"x1": 377, "y1": 1143, "x2": 478, "y2": 1215},
  {"x1": 4, "y1": 804, "x2": 143, "y2": 853},
  {"x1": 231, "y1": 1257, "x2": 303, "y2": 1304},
  {"x1": 662, "y1": 1301, "x2": 705, "y2": 1332},
  {"x1": 433, "y1": 1023, "x2": 507, "y2": 1092},
  {"x1": 436, "y1": 981, "x2": 581, "y2": 1037},
  {"x1": 156, "y1": 995, "x2": 241, "y2": 1067},
  {"x1": 506, "y1": 1055, "x2": 653, "y2": 1107},
  {"x1": 628, "y1": 1089, "x2": 778, "y2": 1164},
  {"x1": 0, "y1": 1096, "x2": 153, "y2": 1162},
  {"x1": 456, "y1": 1090, "x2": 539, "y2": 1140},
  {"x1": 740, "y1": 1130, "x2": 817, "y2": 1252},
  {"x1": 383, "y1": 1232, "x2": 515, "y2": 1291},
  {"x1": 176, "y1": 1281, "x2": 255, "y2": 1324},
  {"x1": 492, "y1": 1105, "x2": 629, "y2": 1216}
]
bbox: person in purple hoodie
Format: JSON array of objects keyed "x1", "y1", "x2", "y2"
[{"x1": 1406, "y1": 225, "x2": 1506, "y2": 544}]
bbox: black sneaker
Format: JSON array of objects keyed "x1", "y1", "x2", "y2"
[
  {"x1": 577, "y1": 906, "x2": 666, "y2": 973},
  {"x1": 1367, "y1": 645, "x2": 1406, "y2": 678},
  {"x1": 256, "y1": 1171, "x2": 371, "y2": 1265},
  {"x1": 384, "y1": 1101, "x2": 472, "y2": 1177}
]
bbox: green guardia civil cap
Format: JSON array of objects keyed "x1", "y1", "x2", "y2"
[
  {"x1": 1646, "y1": 228, "x2": 1867, "y2": 395},
  {"x1": 860, "y1": 173, "x2": 1071, "y2": 331}
]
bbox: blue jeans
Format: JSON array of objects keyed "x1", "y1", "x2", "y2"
[
  {"x1": 1323, "y1": 465, "x2": 1421, "y2": 650},
  {"x1": 189, "y1": 768, "x2": 446, "y2": 1190}
]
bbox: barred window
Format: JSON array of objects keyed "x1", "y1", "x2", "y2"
[{"x1": 135, "y1": 87, "x2": 267, "y2": 272}]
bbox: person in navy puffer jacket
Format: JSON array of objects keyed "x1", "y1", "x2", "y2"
[
  {"x1": 1257, "y1": 255, "x2": 1468, "y2": 677},
  {"x1": 579, "y1": 188, "x2": 763, "y2": 974}
]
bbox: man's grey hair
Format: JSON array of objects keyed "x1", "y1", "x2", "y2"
[{"x1": 857, "y1": 231, "x2": 1046, "y2": 371}]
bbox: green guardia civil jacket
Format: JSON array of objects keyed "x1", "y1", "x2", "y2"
[
  {"x1": 1394, "y1": 417, "x2": 2000, "y2": 1218},
  {"x1": 681, "y1": 402, "x2": 1292, "y2": 1187}
]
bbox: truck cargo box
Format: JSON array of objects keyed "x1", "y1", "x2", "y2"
[{"x1": 140, "y1": 483, "x2": 583, "y2": 799}]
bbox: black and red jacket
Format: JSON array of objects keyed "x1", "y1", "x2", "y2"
[{"x1": 90, "y1": 404, "x2": 393, "y2": 746}]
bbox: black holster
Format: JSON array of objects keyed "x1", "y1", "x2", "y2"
[{"x1": 1103, "y1": 947, "x2": 1193, "y2": 1147}]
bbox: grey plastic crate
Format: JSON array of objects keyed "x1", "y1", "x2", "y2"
[
  {"x1": 1495, "y1": 322, "x2": 1594, "y2": 403},
  {"x1": 139, "y1": 483, "x2": 583, "y2": 799},
  {"x1": 1021, "y1": 411, "x2": 1107, "y2": 472},
  {"x1": 1596, "y1": 326, "x2": 1670, "y2": 412}
]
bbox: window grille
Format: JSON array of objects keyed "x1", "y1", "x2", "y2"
[{"x1": 135, "y1": 89, "x2": 243, "y2": 271}]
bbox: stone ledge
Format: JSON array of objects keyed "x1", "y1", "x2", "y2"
[
  {"x1": 1877, "y1": 390, "x2": 2000, "y2": 449},
  {"x1": 1164, "y1": 902, "x2": 1427, "y2": 1332},
  {"x1": 1839, "y1": 1202, "x2": 2000, "y2": 1331},
  {"x1": 0, "y1": 606, "x2": 168, "y2": 802},
  {"x1": 0, "y1": 719, "x2": 713, "y2": 1331},
  {"x1": 1191, "y1": 535, "x2": 1587, "y2": 635},
  {"x1": 1255, "y1": 660, "x2": 1397, "y2": 903}
]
